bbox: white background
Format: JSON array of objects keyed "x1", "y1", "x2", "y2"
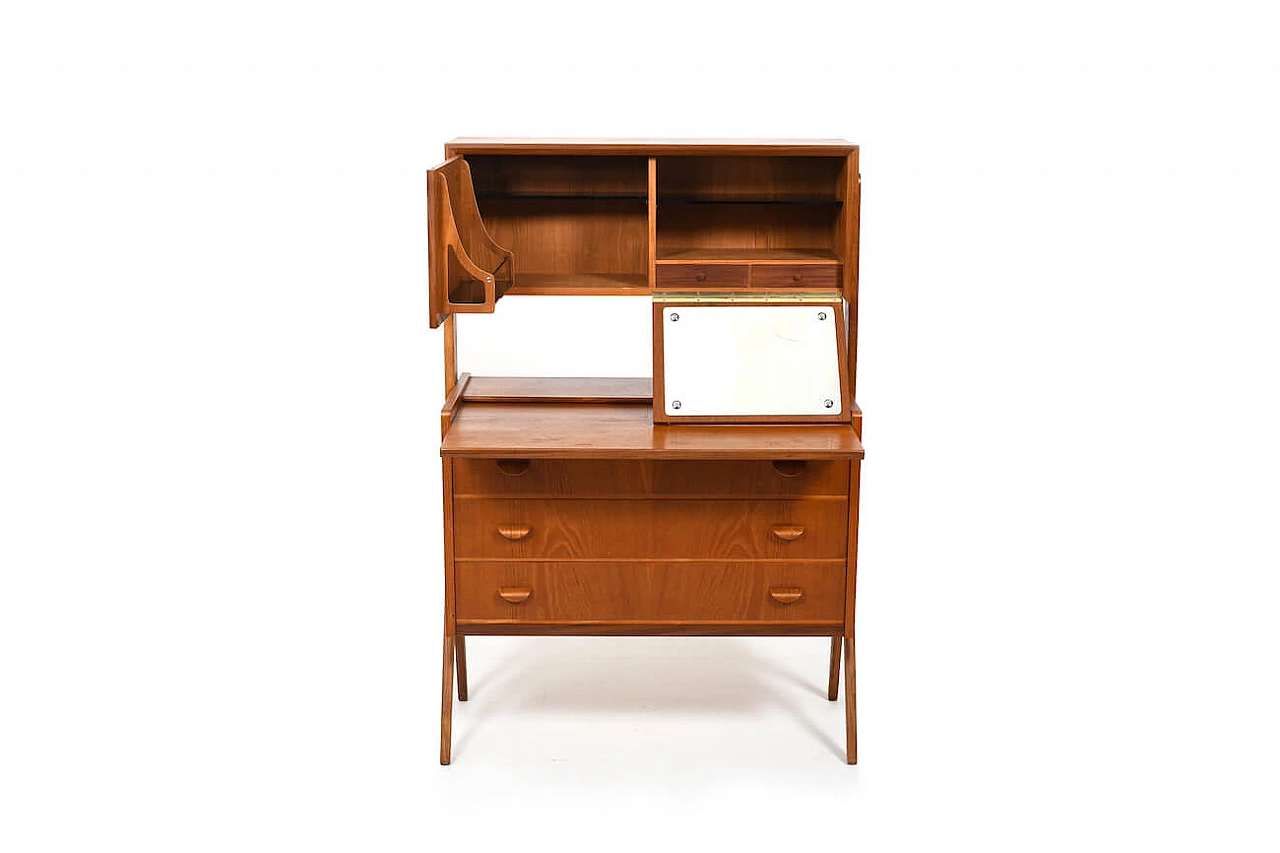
[{"x1": 3, "y1": 2, "x2": 1279, "y2": 850}]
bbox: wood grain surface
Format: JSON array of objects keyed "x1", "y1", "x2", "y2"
[
  {"x1": 440, "y1": 635, "x2": 454, "y2": 765},
  {"x1": 452, "y1": 458, "x2": 849, "y2": 498},
  {"x1": 655, "y1": 262, "x2": 749, "y2": 290},
  {"x1": 657, "y1": 155, "x2": 845, "y2": 201},
  {"x1": 656, "y1": 202, "x2": 839, "y2": 254},
  {"x1": 751, "y1": 264, "x2": 840, "y2": 290},
  {"x1": 440, "y1": 403, "x2": 865, "y2": 460},
  {"x1": 479, "y1": 197, "x2": 648, "y2": 279},
  {"x1": 828, "y1": 636, "x2": 842, "y2": 701},
  {"x1": 656, "y1": 247, "x2": 842, "y2": 263},
  {"x1": 845, "y1": 635, "x2": 857, "y2": 764},
  {"x1": 453, "y1": 498, "x2": 847, "y2": 560},
  {"x1": 456, "y1": 622, "x2": 843, "y2": 637},
  {"x1": 467, "y1": 154, "x2": 648, "y2": 197},
  {"x1": 455, "y1": 560, "x2": 845, "y2": 623}
]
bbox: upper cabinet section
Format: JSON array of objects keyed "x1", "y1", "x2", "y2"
[
  {"x1": 468, "y1": 155, "x2": 648, "y2": 199},
  {"x1": 654, "y1": 155, "x2": 848, "y2": 289},
  {"x1": 467, "y1": 155, "x2": 651, "y2": 297},
  {"x1": 428, "y1": 140, "x2": 859, "y2": 325},
  {"x1": 657, "y1": 155, "x2": 845, "y2": 203}
]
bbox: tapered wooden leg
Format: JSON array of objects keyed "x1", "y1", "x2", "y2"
[
  {"x1": 441, "y1": 635, "x2": 455, "y2": 765},
  {"x1": 455, "y1": 635, "x2": 468, "y2": 701},
  {"x1": 827, "y1": 636, "x2": 842, "y2": 701},
  {"x1": 844, "y1": 637, "x2": 857, "y2": 764}
]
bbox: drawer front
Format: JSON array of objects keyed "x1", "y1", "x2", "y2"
[
  {"x1": 454, "y1": 499, "x2": 847, "y2": 560},
  {"x1": 751, "y1": 264, "x2": 840, "y2": 290},
  {"x1": 655, "y1": 263, "x2": 749, "y2": 290},
  {"x1": 456, "y1": 561, "x2": 845, "y2": 623},
  {"x1": 453, "y1": 459, "x2": 849, "y2": 498},
  {"x1": 649, "y1": 459, "x2": 847, "y2": 496}
]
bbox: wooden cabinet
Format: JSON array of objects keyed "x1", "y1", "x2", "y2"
[
  {"x1": 428, "y1": 140, "x2": 859, "y2": 321},
  {"x1": 430, "y1": 138, "x2": 863, "y2": 765}
]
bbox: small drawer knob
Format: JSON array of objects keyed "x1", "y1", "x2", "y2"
[
  {"x1": 694, "y1": 272, "x2": 707, "y2": 282},
  {"x1": 769, "y1": 587, "x2": 804, "y2": 605},
  {"x1": 496, "y1": 459, "x2": 531, "y2": 476},
  {"x1": 771, "y1": 460, "x2": 807, "y2": 478},
  {"x1": 497, "y1": 524, "x2": 532, "y2": 540},
  {"x1": 497, "y1": 587, "x2": 532, "y2": 604},
  {"x1": 770, "y1": 525, "x2": 806, "y2": 542},
  {"x1": 792, "y1": 274, "x2": 802, "y2": 281}
]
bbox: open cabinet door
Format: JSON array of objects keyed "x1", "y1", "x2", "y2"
[{"x1": 427, "y1": 157, "x2": 515, "y2": 328}]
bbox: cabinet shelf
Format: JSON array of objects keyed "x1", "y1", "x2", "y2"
[
  {"x1": 474, "y1": 194, "x2": 838, "y2": 204},
  {"x1": 477, "y1": 193, "x2": 647, "y2": 202},
  {"x1": 660, "y1": 196, "x2": 842, "y2": 205},
  {"x1": 430, "y1": 148, "x2": 857, "y2": 323},
  {"x1": 507, "y1": 272, "x2": 649, "y2": 296},
  {"x1": 656, "y1": 248, "x2": 842, "y2": 264}
]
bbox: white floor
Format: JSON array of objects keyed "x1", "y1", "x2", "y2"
[{"x1": 438, "y1": 636, "x2": 865, "y2": 843}]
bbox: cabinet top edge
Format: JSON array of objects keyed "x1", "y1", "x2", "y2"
[{"x1": 445, "y1": 138, "x2": 858, "y2": 156}]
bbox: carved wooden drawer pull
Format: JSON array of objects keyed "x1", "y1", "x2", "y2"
[
  {"x1": 770, "y1": 524, "x2": 806, "y2": 541},
  {"x1": 497, "y1": 524, "x2": 532, "y2": 540},
  {"x1": 771, "y1": 460, "x2": 808, "y2": 478},
  {"x1": 496, "y1": 459, "x2": 531, "y2": 476},
  {"x1": 769, "y1": 587, "x2": 804, "y2": 605},
  {"x1": 497, "y1": 587, "x2": 532, "y2": 604}
]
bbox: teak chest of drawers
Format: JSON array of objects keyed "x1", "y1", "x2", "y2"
[{"x1": 428, "y1": 139, "x2": 864, "y2": 764}]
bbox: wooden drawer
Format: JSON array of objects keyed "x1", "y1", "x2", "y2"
[
  {"x1": 453, "y1": 458, "x2": 849, "y2": 498},
  {"x1": 456, "y1": 561, "x2": 845, "y2": 623},
  {"x1": 453, "y1": 499, "x2": 847, "y2": 560},
  {"x1": 655, "y1": 263, "x2": 749, "y2": 290},
  {"x1": 751, "y1": 264, "x2": 840, "y2": 290}
]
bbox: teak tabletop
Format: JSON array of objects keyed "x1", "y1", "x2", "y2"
[{"x1": 441, "y1": 403, "x2": 866, "y2": 460}]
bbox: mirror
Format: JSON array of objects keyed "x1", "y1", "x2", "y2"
[{"x1": 660, "y1": 303, "x2": 844, "y2": 418}]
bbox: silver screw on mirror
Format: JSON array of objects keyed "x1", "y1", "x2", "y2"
[
  {"x1": 670, "y1": 312, "x2": 679, "y2": 322},
  {"x1": 672, "y1": 400, "x2": 682, "y2": 410},
  {"x1": 818, "y1": 311, "x2": 828, "y2": 321},
  {"x1": 823, "y1": 399, "x2": 834, "y2": 409}
]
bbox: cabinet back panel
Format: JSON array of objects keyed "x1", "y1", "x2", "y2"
[
  {"x1": 480, "y1": 198, "x2": 649, "y2": 275},
  {"x1": 657, "y1": 203, "x2": 839, "y2": 251},
  {"x1": 658, "y1": 156, "x2": 844, "y2": 201},
  {"x1": 468, "y1": 155, "x2": 649, "y2": 197}
]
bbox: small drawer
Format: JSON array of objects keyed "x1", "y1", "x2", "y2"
[
  {"x1": 656, "y1": 263, "x2": 749, "y2": 290},
  {"x1": 453, "y1": 499, "x2": 848, "y2": 560},
  {"x1": 751, "y1": 264, "x2": 840, "y2": 290},
  {"x1": 455, "y1": 561, "x2": 846, "y2": 624},
  {"x1": 648, "y1": 460, "x2": 848, "y2": 496},
  {"x1": 453, "y1": 459, "x2": 849, "y2": 498},
  {"x1": 453, "y1": 459, "x2": 649, "y2": 497}
]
